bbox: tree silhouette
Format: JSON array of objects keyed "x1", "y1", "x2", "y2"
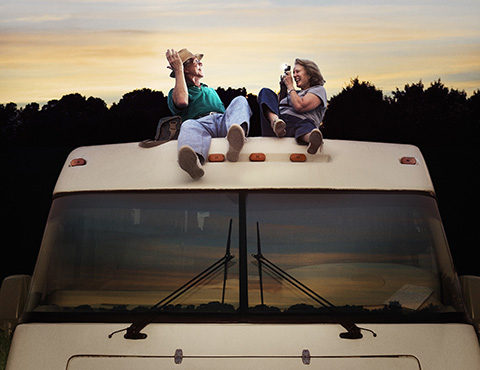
[
  {"x1": 322, "y1": 77, "x2": 475, "y2": 147},
  {"x1": 322, "y1": 78, "x2": 391, "y2": 142},
  {"x1": 216, "y1": 87, "x2": 247, "y2": 107},
  {"x1": 4, "y1": 80, "x2": 475, "y2": 148},
  {"x1": 390, "y1": 79, "x2": 469, "y2": 146},
  {"x1": 108, "y1": 88, "x2": 169, "y2": 143},
  {"x1": 0, "y1": 103, "x2": 23, "y2": 147}
]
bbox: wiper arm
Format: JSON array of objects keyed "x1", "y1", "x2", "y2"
[
  {"x1": 253, "y1": 222, "x2": 336, "y2": 310},
  {"x1": 252, "y1": 222, "x2": 376, "y2": 340},
  {"x1": 110, "y1": 219, "x2": 235, "y2": 340}
]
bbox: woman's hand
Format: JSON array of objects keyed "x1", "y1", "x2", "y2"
[{"x1": 282, "y1": 71, "x2": 295, "y2": 91}]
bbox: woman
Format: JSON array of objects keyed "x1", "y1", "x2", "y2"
[{"x1": 258, "y1": 59, "x2": 327, "y2": 154}]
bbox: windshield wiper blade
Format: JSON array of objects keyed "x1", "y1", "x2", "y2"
[
  {"x1": 110, "y1": 219, "x2": 235, "y2": 340},
  {"x1": 252, "y1": 222, "x2": 376, "y2": 340},
  {"x1": 221, "y1": 219, "x2": 234, "y2": 304},
  {"x1": 255, "y1": 222, "x2": 265, "y2": 306}
]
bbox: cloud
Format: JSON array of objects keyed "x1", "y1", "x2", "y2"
[
  {"x1": 1, "y1": 0, "x2": 479, "y2": 104},
  {"x1": 11, "y1": 14, "x2": 71, "y2": 23}
]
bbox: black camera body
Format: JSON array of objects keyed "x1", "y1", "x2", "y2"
[{"x1": 279, "y1": 65, "x2": 291, "y2": 100}]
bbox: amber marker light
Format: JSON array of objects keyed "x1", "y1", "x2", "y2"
[
  {"x1": 208, "y1": 153, "x2": 225, "y2": 162},
  {"x1": 290, "y1": 153, "x2": 307, "y2": 162},
  {"x1": 249, "y1": 153, "x2": 266, "y2": 162},
  {"x1": 69, "y1": 158, "x2": 87, "y2": 167},
  {"x1": 400, "y1": 157, "x2": 417, "y2": 165}
]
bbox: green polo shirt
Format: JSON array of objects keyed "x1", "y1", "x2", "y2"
[{"x1": 168, "y1": 83, "x2": 225, "y2": 121}]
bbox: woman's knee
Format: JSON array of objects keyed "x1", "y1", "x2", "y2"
[
  {"x1": 259, "y1": 89, "x2": 279, "y2": 115},
  {"x1": 259, "y1": 88, "x2": 275, "y2": 100},
  {"x1": 294, "y1": 121, "x2": 317, "y2": 142}
]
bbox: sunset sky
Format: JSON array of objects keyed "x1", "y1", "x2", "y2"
[{"x1": 1, "y1": 0, "x2": 479, "y2": 106}]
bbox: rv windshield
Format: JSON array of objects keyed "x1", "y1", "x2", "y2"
[{"x1": 25, "y1": 191, "x2": 465, "y2": 322}]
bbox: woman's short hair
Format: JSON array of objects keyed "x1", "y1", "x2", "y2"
[{"x1": 295, "y1": 58, "x2": 326, "y2": 86}]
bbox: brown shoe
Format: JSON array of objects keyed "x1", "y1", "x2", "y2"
[
  {"x1": 226, "y1": 124, "x2": 245, "y2": 162},
  {"x1": 178, "y1": 146, "x2": 204, "y2": 180},
  {"x1": 272, "y1": 118, "x2": 286, "y2": 137},
  {"x1": 307, "y1": 129, "x2": 323, "y2": 154}
]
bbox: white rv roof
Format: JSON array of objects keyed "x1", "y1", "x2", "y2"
[{"x1": 53, "y1": 137, "x2": 434, "y2": 194}]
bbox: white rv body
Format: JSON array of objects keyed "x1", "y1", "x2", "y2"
[
  {"x1": 4, "y1": 138, "x2": 480, "y2": 370},
  {"x1": 53, "y1": 138, "x2": 432, "y2": 192}
]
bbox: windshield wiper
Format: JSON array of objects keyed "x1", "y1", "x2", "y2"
[
  {"x1": 252, "y1": 222, "x2": 376, "y2": 340},
  {"x1": 110, "y1": 219, "x2": 235, "y2": 340}
]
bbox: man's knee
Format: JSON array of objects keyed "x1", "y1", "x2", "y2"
[
  {"x1": 229, "y1": 95, "x2": 248, "y2": 107},
  {"x1": 181, "y1": 119, "x2": 199, "y2": 130}
]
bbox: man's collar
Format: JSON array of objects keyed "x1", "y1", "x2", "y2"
[{"x1": 187, "y1": 82, "x2": 207, "y2": 88}]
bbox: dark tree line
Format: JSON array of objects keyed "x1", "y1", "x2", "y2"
[
  {"x1": 0, "y1": 79, "x2": 479, "y2": 283},
  {"x1": 322, "y1": 78, "x2": 479, "y2": 146},
  {"x1": 0, "y1": 87, "x2": 255, "y2": 148},
  {"x1": 2, "y1": 79, "x2": 479, "y2": 148}
]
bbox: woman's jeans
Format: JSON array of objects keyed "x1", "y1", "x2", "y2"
[
  {"x1": 178, "y1": 96, "x2": 252, "y2": 163},
  {"x1": 258, "y1": 88, "x2": 316, "y2": 141}
]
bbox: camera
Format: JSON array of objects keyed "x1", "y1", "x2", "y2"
[{"x1": 279, "y1": 64, "x2": 291, "y2": 99}]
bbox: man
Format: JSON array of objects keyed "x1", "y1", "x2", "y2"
[{"x1": 166, "y1": 48, "x2": 251, "y2": 180}]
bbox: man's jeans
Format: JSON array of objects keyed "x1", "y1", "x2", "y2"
[{"x1": 178, "y1": 96, "x2": 252, "y2": 163}]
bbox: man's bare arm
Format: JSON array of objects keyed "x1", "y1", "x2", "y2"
[{"x1": 166, "y1": 49, "x2": 189, "y2": 108}]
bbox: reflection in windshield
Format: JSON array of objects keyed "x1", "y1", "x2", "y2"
[
  {"x1": 27, "y1": 192, "x2": 241, "y2": 313},
  {"x1": 26, "y1": 191, "x2": 464, "y2": 321},
  {"x1": 246, "y1": 192, "x2": 457, "y2": 313}
]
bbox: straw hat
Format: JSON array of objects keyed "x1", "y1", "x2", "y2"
[{"x1": 169, "y1": 48, "x2": 204, "y2": 77}]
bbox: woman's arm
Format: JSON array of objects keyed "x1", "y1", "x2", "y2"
[
  {"x1": 288, "y1": 90, "x2": 322, "y2": 113},
  {"x1": 283, "y1": 73, "x2": 322, "y2": 113}
]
